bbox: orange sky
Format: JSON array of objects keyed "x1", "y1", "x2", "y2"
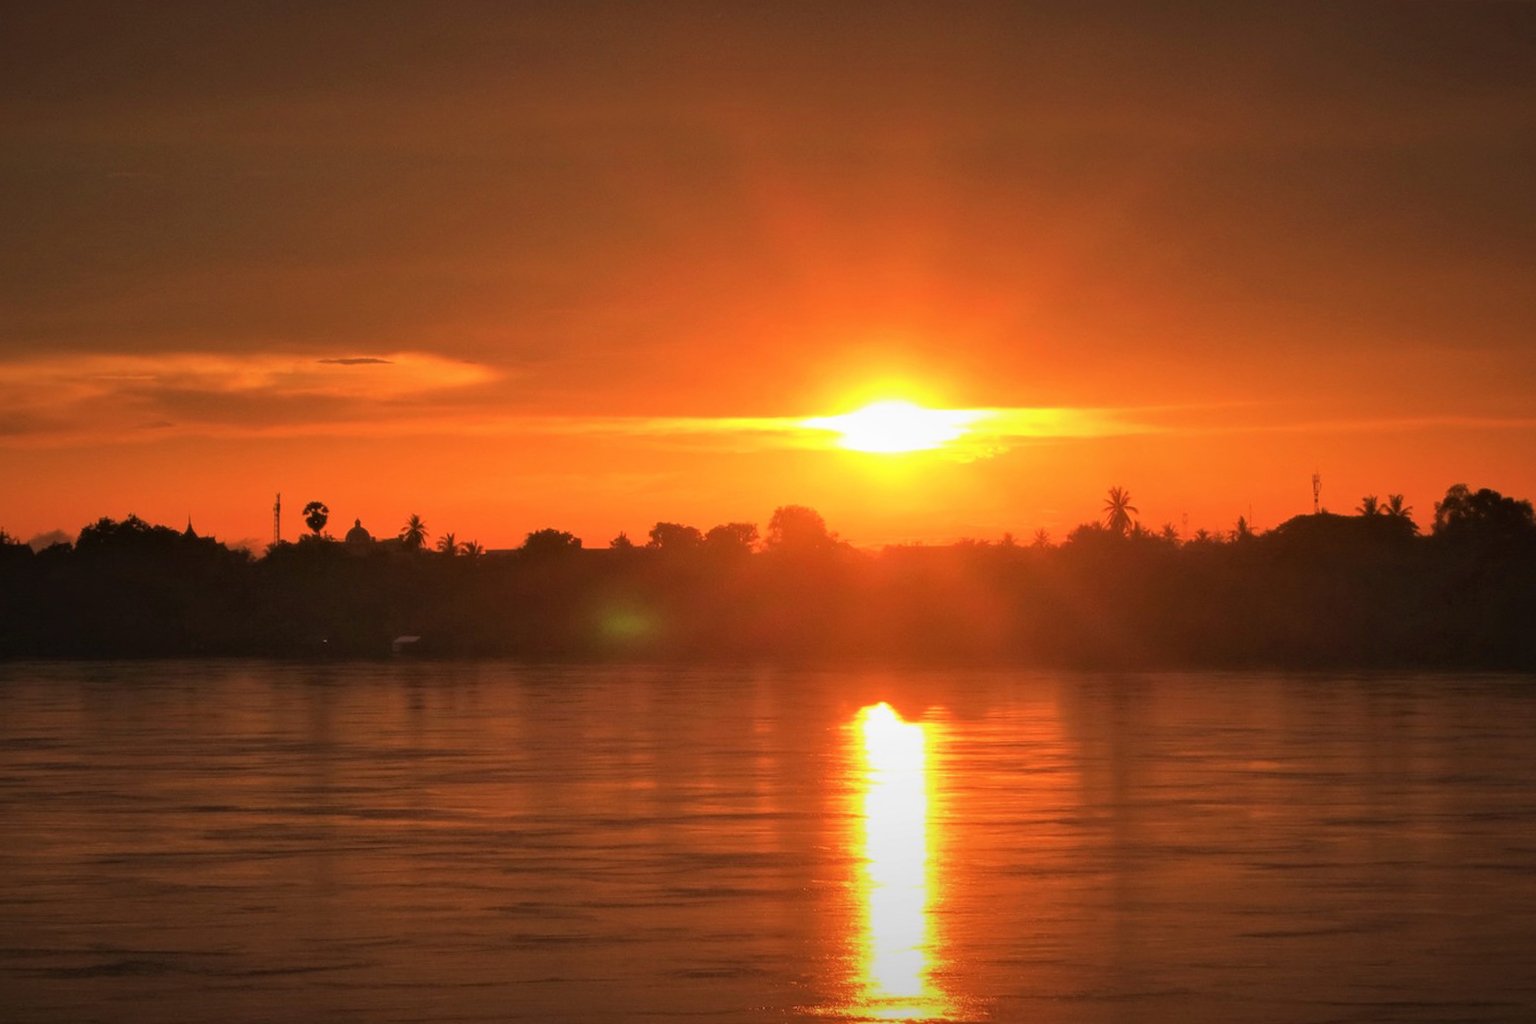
[{"x1": 3, "y1": 3, "x2": 1533, "y2": 549}]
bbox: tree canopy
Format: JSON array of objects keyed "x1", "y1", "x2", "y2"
[{"x1": 4, "y1": 487, "x2": 1534, "y2": 667}]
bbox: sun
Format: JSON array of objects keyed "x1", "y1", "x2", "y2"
[{"x1": 803, "y1": 400, "x2": 985, "y2": 454}]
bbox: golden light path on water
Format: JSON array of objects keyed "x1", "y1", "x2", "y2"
[{"x1": 850, "y1": 702, "x2": 955, "y2": 1021}]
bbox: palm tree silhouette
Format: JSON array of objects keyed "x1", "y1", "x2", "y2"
[
  {"x1": 301, "y1": 501, "x2": 329, "y2": 537},
  {"x1": 1357, "y1": 495, "x2": 1382, "y2": 516},
  {"x1": 460, "y1": 540, "x2": 484, "y2": 559},
  {"x1": 399, "y1": 513, "x2": 428, "y2": 551},
  {"x1": 1385, "y1": 494, "x2": 1413, "y2": 519},
  {"x1": 1102, "y1": 487, "x2": 1138, "y2": 536},
  {"x1": 436, "y1": 532, "x2": 458, "y2": 556}
]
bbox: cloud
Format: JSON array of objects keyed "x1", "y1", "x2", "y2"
[
  {"x1": 0, "y1": 353, "x2": 1158, "y2": 452},
  {"x1": 2, "y1": 350, "x2": 1533, "y2": 456},
  {"x1": 0, "y1": 351, "x2": 499, "y2": 447},
  {"x1": 365, "y1": 406, "x2": 1162, "y2": 457},
  {"x1": 1228, "y1": 415, "x2": 1536, "y2": 437}
]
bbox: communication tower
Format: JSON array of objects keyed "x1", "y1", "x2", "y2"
[
  {"x1": 273, "y1": 493, "x2": 281, "y2": 546},
  {"x1": 1312, "y1": 472, "x2": 1321, "y2": 515}
]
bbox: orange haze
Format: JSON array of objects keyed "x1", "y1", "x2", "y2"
[{"x1": 2, "y1": 5, "x2": 1533, "y2": 549}]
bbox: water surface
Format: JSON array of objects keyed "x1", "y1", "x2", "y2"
[{"x1": 3, "y1": 662, "x2": 1535, "y2": 1022}]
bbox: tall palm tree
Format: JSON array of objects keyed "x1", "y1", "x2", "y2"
[
  {"x1": 1385, "y1": 494, "x2": 1413, "y2": 519},
  {"x1": 302, "y1": 500, "x2": 329, "y2": 537},
  {"x1": 1357, "y1": 494, "x2": 1382, "y2": 516},
  {"x1": 436, "y1": 532, "x2": 458, "y2": 556},
  {"x1": 1102, "y1": 487, "x2": 1138, "y2": 536},
  {"x1": 399, "y1": 513, "x2": 428, "y2": 551}
]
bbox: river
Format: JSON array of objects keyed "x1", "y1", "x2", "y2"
[{"x1": 2, "y1": 662, "x2": 1534, "y2": 1022}]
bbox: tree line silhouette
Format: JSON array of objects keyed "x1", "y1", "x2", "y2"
[{"x1": 2, "y1": 485, "x2": 1533, "y2": 668}]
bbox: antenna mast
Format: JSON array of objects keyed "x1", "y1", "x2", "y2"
[
  {"x1": 1312, "y1": 472, "x2": 1321, "y2": 515},
  {"x1": 273, "y1": 492, "x2": 281, "y2": 546}
]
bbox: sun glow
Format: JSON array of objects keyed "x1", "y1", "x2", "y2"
[{"x1": 804, "y1": 400, "x2": 987, "y2": 454}]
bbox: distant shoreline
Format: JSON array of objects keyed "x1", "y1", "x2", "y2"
[{"x1": 5, "y1": 493, "x2": 1534, "y2": 670}]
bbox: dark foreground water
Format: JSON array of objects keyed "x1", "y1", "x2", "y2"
[{"x1": 2, "y1": 662, "x2": 1535, "y2": 1023}]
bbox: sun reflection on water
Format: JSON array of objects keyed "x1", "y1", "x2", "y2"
[{"x1": 851, "y1": 702, "x2": 953, "y2": 1021}]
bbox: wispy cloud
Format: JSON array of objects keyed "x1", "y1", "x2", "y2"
[
  {"x1": 0, "y1": 350, "x2": 490, "y2": 396},
  {"x1": 0, "y1": 351, "x2": 498, "y2": 445},
  {"x1": 2, "y1": 351, "x2": 1534, "y2": 453}
]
